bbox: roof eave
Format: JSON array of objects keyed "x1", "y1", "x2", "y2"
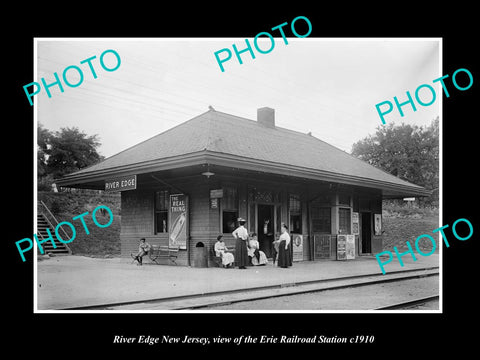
[{"x1": 55, "y1": 151, "x2": 430, "y2": 198}]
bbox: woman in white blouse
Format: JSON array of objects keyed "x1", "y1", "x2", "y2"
[
  {"x1": 214, "y1": 235, "x2": 234, "y2": 268},
  {"x1": 277, "y1": 223, "x2": 292, "y2": 268},
  {"x1": 248, "y1": 233, "x2": 268, "y2": 266}
]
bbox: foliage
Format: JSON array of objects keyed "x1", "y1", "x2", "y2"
[
  {"x1": 351, "y1": 118, "x2": 439, "y2": 206},
  {"x1": 37, "y1": 124, "x2": 104, "y2": 189},
  {"x1": 37, "y1": 123, "x2": 51, "y2": 178}
]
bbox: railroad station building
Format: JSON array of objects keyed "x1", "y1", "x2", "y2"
[{"x1": 56, "y1": 107, "x2": 430, "y2": 266}]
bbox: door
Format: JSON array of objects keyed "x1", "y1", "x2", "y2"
[
  {"x1": 361, "y1": 212, "x2": 372, "y2": 254},
  {"x1": 257, "y1": 204, "x2": 275, "y2": 258}
]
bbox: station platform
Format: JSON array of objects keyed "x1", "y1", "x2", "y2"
[{"x1": 36, "y1": 253, "x2": 440, "y2": 310}]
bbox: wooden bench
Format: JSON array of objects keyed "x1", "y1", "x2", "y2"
[
  {"x1": 149, "y1": 245, "x2": 179, "y2": 265},
  {"x1": 211, "y1": 246, "x2": 222, "y2": 267}
]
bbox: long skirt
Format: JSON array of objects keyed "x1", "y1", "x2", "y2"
[
  {"x1": 277, "y1": 240, "x2": 292, "y2": 268},
  {"x1": 251, "y1": 250, "x2": 268, "y2": 266},
  {"x1": 221, "y1": 252, "x2": 234, "y2": 266},
  {"x1": 235, "y1": 238, "x2": 249, "y2": 268}
]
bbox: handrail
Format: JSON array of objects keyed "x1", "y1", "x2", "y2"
[
  {"x1": 38, "y1": 200, "x2": 71, "y2": 252},
  {"x1": 40, "y1": 200, "x2": 60, "y2": 226}
]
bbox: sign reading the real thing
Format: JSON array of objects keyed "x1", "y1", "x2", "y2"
[{"x1": 169, "y1": 194, "x2": 188, "y2": 250}]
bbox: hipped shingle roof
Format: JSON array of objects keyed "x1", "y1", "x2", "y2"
[{"x1": 57, "y1": 109, "x2": 429, "y2": 197}]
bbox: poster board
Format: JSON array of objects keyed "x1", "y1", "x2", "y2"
[
  {"x1": 346, "y1": 234, "x2": 355, "y2": 259},
  {"x1": 314, "y1": 234, "x2": 331, "y2": 259},
  {"x1": 337, "y1": 235, "x2": 347, "y2": 260},
  {"x1": 374, "y1": 214, "x2": 382, "y2": 235},
  {"x1": 169, "y1": 194, "x2": 188, "y2": 249},
  {"x1": 352, "y1": 212, "x2": 359, "y2": 235},
  {"x1": 291, "y1": 234, "x2": 303, "y2": 262}
]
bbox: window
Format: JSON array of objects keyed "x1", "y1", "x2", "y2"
[
  {"x1": 222, "y1": 211, "x2": 238, "y2": 233},
  {"x1": 289, "y1": 194, "x2": 302, "y2": 233},
  {"x1": 312, "y1": 206, "x2": 331, "y2": 233},
  {"x1": 289, "y1": 194, "x2": 301, "y2": 213},
  {"x1": 290, "y1": 214, "x2": 302, "y2": 233},
  {"x1": 222, "y1": 186, "x2": 238, "y2": 210},
  {"x1": 339, "y1": 207, "x2": 351, "y2": 234},
  {"x1": 256, "y1": 190, "x2": 273, "y2": 203},
  {"x1": 222, "y1": 186, "x2": 238, "y2": 233},
  {"x1": 339, "y1": 194, "x2": 351, "y2": 206},
  {"x1": 155, "y1": 190, "x2": 169, "y2": 233}
]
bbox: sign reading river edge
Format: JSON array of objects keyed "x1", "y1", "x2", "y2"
[{"x1": 105, "y1": 174, "x2": 137, "y2": 192}]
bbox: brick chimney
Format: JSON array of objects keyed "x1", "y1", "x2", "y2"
[{"x1": 257, "y1": 107, "x2": 275, "y2": 128}]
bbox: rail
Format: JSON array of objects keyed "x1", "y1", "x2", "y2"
[
  {"x1": 374, "y1": 295, "x2": 439, "y2": 310},
  {"x1": 38, "y1": 200, "x2": 71, "y2": 253},
  {"x1": 64, "y1": 267, "x2": 439, "y2": 311}
]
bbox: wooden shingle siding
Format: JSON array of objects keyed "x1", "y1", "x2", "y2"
[
  {"x1": 118, "y1": 171, "x2": 383, "y2": 265},
  {"x1": 185, "y1": 179, "x2": 211, "y2": 266},
  {"x1": 119, "y1": 176, "x2": 219, "y2": 266},
  {"x1": 121, "y1": 189, "x2": 153, "y2": 235}
]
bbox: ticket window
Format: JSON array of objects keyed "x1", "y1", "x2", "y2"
[{"x1": 222, "y1": 186, "x2": 238, "y2": 234}]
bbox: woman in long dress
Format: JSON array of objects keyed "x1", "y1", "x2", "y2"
[
  {"x1": 277, "y1": 223, "x2": 292, "y2": 268},
  {"x1": 232, "y1": 218, "x2": 249, "y2": 269},
  {"x1": 214, "y1": 235, "x2": 235, "y2": 268}
]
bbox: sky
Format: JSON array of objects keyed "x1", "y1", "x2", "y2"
[{"x1": 36, "y1": 38, "x2": 440, "y2": 159}]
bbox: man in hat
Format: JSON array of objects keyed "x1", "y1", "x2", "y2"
[{"x1": 232, "y1": 217, "x2": 249, "y2": 269}]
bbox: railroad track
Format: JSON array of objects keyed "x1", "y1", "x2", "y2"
[
  {"x1": 374, "y1": 295, "x2": 439, "y2": 310},
  {"x1": 65, "y1": 266, "x2": 439, "y2": 311}
]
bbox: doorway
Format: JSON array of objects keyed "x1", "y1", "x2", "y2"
[
  {"x1": 257, "y1": 204, "x2": 274, "y2": 258},
  {"x1": 361, "y1": 212, "x2": 372, "y2": 254}
]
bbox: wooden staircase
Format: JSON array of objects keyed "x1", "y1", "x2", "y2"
[{"x1": 37, "y1": 202, "x2": 71, "y2": 256}]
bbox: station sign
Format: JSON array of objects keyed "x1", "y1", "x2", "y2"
[
  {"x1": 105, "y1": 175, "x2": 137, "y2": 192},
  {"x1": 210, "y1": 189, "x2": 223, "y2": 199}
]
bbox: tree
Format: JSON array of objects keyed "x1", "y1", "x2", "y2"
[
  {"x1": 351, "y1": 118, "x2": 439, "y2": 206},
  {"x1": 37, "y1": 124, "x2": 104, "y2": 190},
  {"x1": 37, "y1": 123, "x2": 52, "y2": 178}
]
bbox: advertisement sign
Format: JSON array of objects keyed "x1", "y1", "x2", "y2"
[
  {"x1": 352, "y1": 212, "x2": 359, "y2": 235},
  {"x1": 169, "y1": 194, "x2": 188, "y2": 249},
  {"x1": 337, "y1": 235, "x2": 347, "y2": 260},
  {"x1": 346, "y1": 234, "x2": 355, "y2": 259},
  {"x1": 374, "y1": 214, "x2": 382, "y2": 235},
  {"x1": 104, "y1": 174, "x2": 136, "y2": 192},
  {"x1": 314, "y1": 234, "x2": 331, "y2": 259},
  {"x1": 292, "y1": 234, "x2": 303, "y2": 262}
]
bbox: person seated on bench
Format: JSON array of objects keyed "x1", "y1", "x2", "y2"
[
  {"x1": 214, "y1": 235, "x2": 235, "y2": 268},
  {"x1": 133, "y1": 238, "x2": 151, "y2": 265},
  {"x1": 248, "y1": 233, "x2": 268, "y2": 266}
]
